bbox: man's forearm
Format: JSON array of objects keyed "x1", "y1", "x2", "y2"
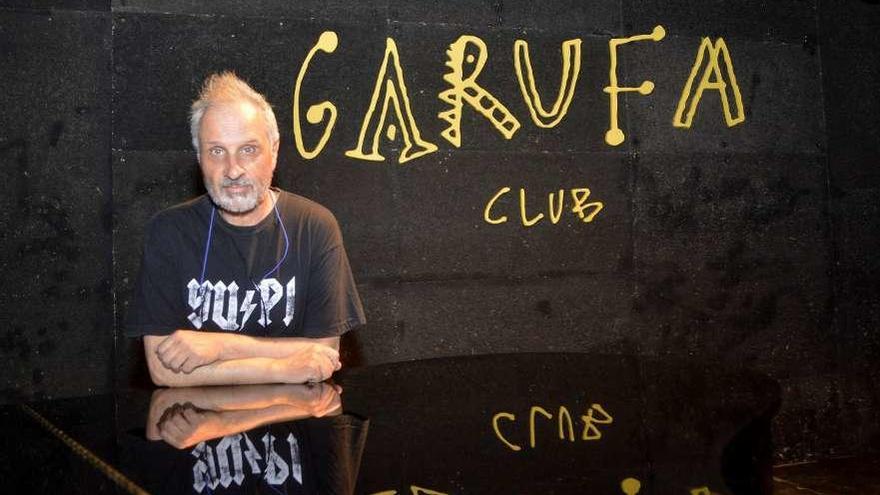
[
  {"x1": 147, "y1": 355, "x2": 288, "y2": 387},
  {"x1": 215, "y1": 333, "x2": 339, "y2": 361},
  {"x1": 149, "y1": 383, "x2": 335, "y2": 412},
  {"x1": 183, "y1": 384, "x2": 317, "y2": 411},
  {"x1": 145, "y1": 335, "x2": 337, "y2": 387},
  {"x1": 210, "y1": 401, "x2": 335, "y2": 432},
  {"x1": 155, "y1": 330, "x2": 338, "y2": 365},
  {"x1": 154, "y1": 403, "x2": 338, "y2": 448},
  {"x1": 148, "y1": 331, "x2": 341, "y2": 379}
]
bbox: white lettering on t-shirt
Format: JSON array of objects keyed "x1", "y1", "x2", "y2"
[
  {"x1": 257, "y1": 279, "x2": 284, "y2": 327},
  {"x1": 186, "y1": 277, "x2": 295, "y2": 331},
  {"x1": 287, "y1": 432, "x2": 303, "y2": 484},
  {"x1": 284, "y1": 277, "x2": 296, "y2": 326},
  {"x1": 215, "y1": 433, "x2": 244, "y2": 488},
  {"x1": 211, "y1": 281, "x2": 240, "y2": 331},
  {"x1": 190, "y1": 432, "x2": 303, "y2": 493},
  {"x1": 187, "y1": 280, "x2": 213, "y2": 329},
  {"x1": 239, "y1": 289, "x2": 258, "y2": 329},
  {"x1": 191, "y1": 442, "x2": 220, "y2": 492},
  {"x1": 261, "y1": 431, "x2": 289, "y2": 484},
  {"x1": 242, "y1": 432, "x2": 262, "y2": 474}
]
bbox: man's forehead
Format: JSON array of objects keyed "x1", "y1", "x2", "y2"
[
  {"x1": 199, "y1": 100, "x2": 268, "y2": 140},
  {"x1": 204, "y1": 99, "x2": 261, "y2": 122}
]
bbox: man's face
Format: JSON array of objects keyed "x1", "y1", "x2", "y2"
[{"x1": 198, "y1": 100, "x2": 278, "y2": 221}]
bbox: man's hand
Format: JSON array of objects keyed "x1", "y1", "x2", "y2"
[
  {"x1": 276, "y1": 343, "x2": 341, "y2": 383},
  {"x1": 292, "y1": 382, "x2": 343, "y2": 417},
  {"x1": 156, "y1": 330, "x2": 223, "y2": 373},
  {"x1": 146, "y1": 388, "x2": 210, "y2": 441},
  {"x1": 157, "y1": 404, "x2": 224, "y2": 449}
]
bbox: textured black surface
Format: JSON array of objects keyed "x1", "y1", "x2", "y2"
[
  {"x1": 631, "y1": 152, "x2": 833, "y2": 376},
  {"x1": 819, "y1": 0, "x2": 880, "y2": 459},
  {"x1": 820, "y1": 0, "x2": 880, "y2": 190},
  {"x1": 389, "y1": 0, "x2": 622, "y2": 34},
  {"x1": 110, "y1": 0, "x2": 386, "y2": 20},
  {"x1": 0, "y1": 9, "x2": 113, "y2": 401},
  {"x1": 622, "y1": 0, "x2": 819, "y2": 43},
  {"x1": 0, "y1": 0, "x2": 109, "y2": 11},
  {"x1": 354, "y1": 274, "x2": 635, "y2": 365}
]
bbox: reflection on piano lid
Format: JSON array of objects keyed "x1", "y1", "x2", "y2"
[
  {"x1": 123, "y1": 383, "x2": 368, "y2": 494},
  {"x1": 336, "y1": 353, "x2": 780, "y2": 495},
  {"x1": 4, "y1": 353, "x2": 779, "y2": 494}
]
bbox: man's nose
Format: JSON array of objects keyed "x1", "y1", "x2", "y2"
[{"x1": 225, "y1": 155, "x2": 246, "y2": 179}]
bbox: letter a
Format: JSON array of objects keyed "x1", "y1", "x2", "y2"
[
  {"x1": 673, "y1": 37, "x2": 745, "y2": 128},
  {"x1": 514, "y1": 39, "x2": 582, "y2": 128},
  {"x1": 346, "y1": 38, "x2": 437, "y2": 164}
]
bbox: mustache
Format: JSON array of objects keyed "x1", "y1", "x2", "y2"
[{"x1": 221, "y1": 178, "x2": 253, "y2": 187}]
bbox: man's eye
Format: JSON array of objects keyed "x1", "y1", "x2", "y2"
[
  {"x1": 241, "y1": 145, "x2": 257, "y2": 154},
  {"x1": 210, "y1": 148, "x2": 224, "y2": 156}
]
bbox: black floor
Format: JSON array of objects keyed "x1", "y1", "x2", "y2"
[{"x1": 774, "y1": 455, "x2": 880, "y2": 494}]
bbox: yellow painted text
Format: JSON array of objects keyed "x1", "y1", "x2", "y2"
[
  {"x1": 492, "y1": 404, "x2": 613, "y2": 451},
  {"x1": 673, "y1": 37, "x2": 745, "y2": 128},
  {"x1": 345, "y1": 38, "x2": 438, "y2": 164},
  {"x1": 484, "y1": 186, "x2": 604, "y2": 226},
  {"x1": 604, "y1": 25, "x2": 666, "y2": 146}
]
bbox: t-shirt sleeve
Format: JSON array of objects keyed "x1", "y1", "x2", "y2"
[
  {"x1": 125, "y1": 214, "x2": 189, "y2": 337},
  {"x1": 300, "y1": 214, "x2": 366, "y2": 338}
]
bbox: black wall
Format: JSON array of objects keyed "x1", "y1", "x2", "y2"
[{"x1": 1, "y1": 0, "x2": 878, "y2": 462}]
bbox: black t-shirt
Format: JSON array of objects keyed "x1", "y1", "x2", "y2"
[{"x1": 126, "y1": 189, "x2": 365, "y2": 338}]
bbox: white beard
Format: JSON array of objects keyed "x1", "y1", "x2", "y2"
[{"x1": 206, "y1": 177, "x2": 269, "y2": 213}]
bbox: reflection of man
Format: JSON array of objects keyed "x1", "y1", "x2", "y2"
[
  {"x1": 127, "y1": 72, "x2": 365, "y2": 386},
  {"x1": 147, "y1": 383, "x2": 343, "y2": 449},
  {"x1": 124, "y1": 383, "x2": 366, "y2": 494}
]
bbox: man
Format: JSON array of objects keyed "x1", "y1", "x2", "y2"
[{"x1": 127, "y1": 72, "x2": 365, "y2": 387}]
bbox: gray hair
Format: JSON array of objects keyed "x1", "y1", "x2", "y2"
[{"x1": 189, "y1": 71, "x2": 280, "y2": 154}]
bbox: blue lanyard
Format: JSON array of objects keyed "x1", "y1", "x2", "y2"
[{"x1": 198, "y1": 194, "x2": 290, "y2": 285}]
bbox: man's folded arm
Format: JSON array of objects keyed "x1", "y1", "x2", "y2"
[
  {"x1": 155, "y1": 329, "x2": 338, "y2": 366},
  {"x1": 144, "y1": 333, "x2": 340, "y2": 387},
  {"x1": 213, "y1": 331, "x2": 340, "y2": 358}
]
